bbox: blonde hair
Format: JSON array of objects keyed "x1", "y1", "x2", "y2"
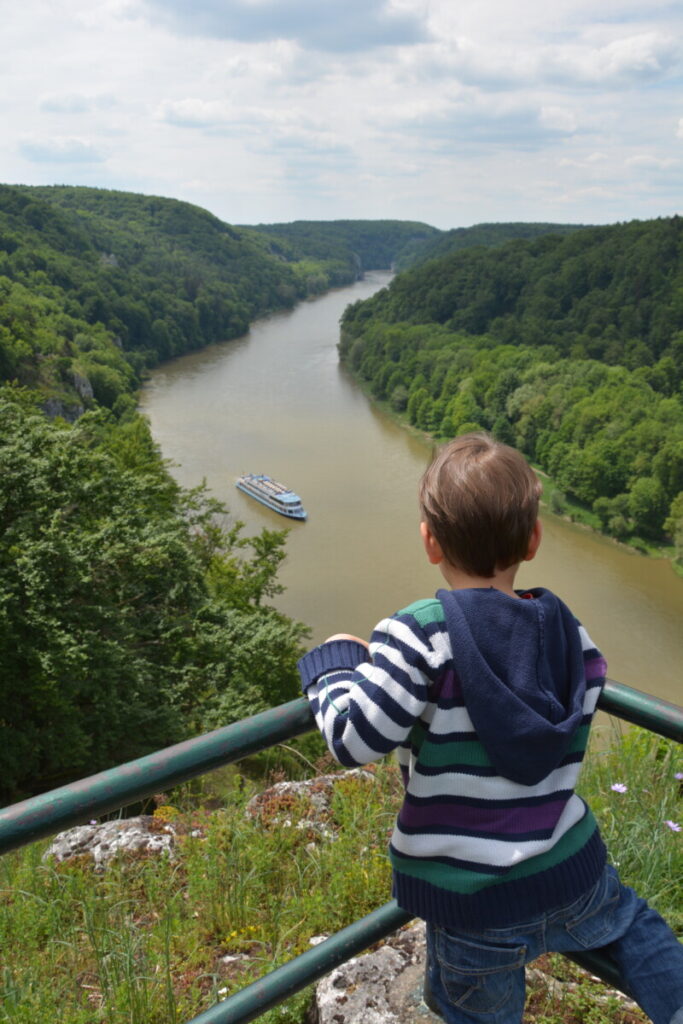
[{"x1": 419, "y1": 433, "x2": 541, "y2": 577}]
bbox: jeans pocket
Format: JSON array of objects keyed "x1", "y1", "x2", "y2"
[
  {"x1": 564, "y1": 866, "x2": 621, "y2": 948},
  {"x1": 433, "y1": 927, "x2": 527, "y2": 1015}
]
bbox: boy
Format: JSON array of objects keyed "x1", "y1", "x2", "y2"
[{"x1": 297, "y1": 433, "x2": 683, "y2": 1024}]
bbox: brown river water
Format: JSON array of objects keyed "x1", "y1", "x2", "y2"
[{"x1": 139, "y1": 271, "x2": 682, "y2": 709}]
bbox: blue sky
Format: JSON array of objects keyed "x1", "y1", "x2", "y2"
[{"x1": 2, "y1": 0, "x2": 682, "y2": 229}]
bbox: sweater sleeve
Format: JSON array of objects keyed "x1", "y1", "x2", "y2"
[{"x1": 297, "y1": 614, "x2": 432, "y2": 767}]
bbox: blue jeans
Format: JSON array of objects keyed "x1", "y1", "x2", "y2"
[{"x1": 425, "y1": 864, "x2": 683, "y2": 1024}]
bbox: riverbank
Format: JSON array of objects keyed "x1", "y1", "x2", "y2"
[
  {"x1": 141, "y1": 271, "x2": 683, "y2": 705},
  {"x1": 342, "y1": 366, "x2": 681, "y2": 574}
]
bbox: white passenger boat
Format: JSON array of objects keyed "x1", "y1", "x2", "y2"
[{"x1": 235, "y1": 473, "x2": 307, "y2": 520}]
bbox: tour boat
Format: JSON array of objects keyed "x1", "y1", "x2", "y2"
[{"x1": 235, "y1": 473, "x2": 307, "y2": 520}]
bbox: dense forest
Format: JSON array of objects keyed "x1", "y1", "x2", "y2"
[
  {"x1": 0, "y1": 390, "x2": 307, "y2": 801},
  {"x1": 248, "y1": 218, "x2": 440, "y2": 281},
  {"x1": 340, "y1": 216, "x2": 683, "y2": 556},
  {"x1": 1, "y1": 185, "x2": 466, "y2": 799},
  {"x1": 3, "y1": 185, "x2": 682, "y2": 796},
  {"x1": 393, "y1": 221, "x2": 587, "y2": 270}
]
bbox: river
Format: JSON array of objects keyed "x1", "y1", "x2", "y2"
[{"x1": 139, "y1": 271, "x2": 682, "y2": 708}]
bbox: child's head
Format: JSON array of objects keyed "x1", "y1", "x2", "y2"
[{"x1": 419, "y1": 432, "x2": 542, "y2": 578}]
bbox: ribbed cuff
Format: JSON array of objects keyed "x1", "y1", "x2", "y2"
[{"x1": 297, "y1": 639, "x2": 370, "y2": 693}]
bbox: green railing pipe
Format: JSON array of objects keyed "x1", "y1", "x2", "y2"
[
  {"x1": 183, "y1": 902, "x2": 626, "y2": 1024},
  {"x1": 600, "y1": 679, "x2": 682, "y2": 742},
  {"x1": 0, "y1": 698, "x2": 313, "y2": 856},
  {"x1": 185, "y1": 901, "x2": 413, "y2": 1024},
  {"x1": 0, "y1": 680, "x2": 681, "y2": 857},
  {"x1": 0, "y1": 680, "x2": 678, "y2": 1023}
]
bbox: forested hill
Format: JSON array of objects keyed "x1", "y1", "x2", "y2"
[
  {"x1": 245, "y1": 218, "x2": 439, "y2": 281},
  {"x1": 0, "y1": 185, "x2": 453, "y2": 799},
  {"x1": 0, "y1": 183, "x2": 341, "y2": 799},
  {"x1": 340, "y1": 216, "x2": 683, "y2": 554},
  {"x1": 393, "y1": 221, "x2": 588, "y2": 270},
  {"x1": 0, "y1": 186, "x2": 442, "y2": 414},
  {"x1": 0, "y1": 184, "x2": 296, "y2": 414}
]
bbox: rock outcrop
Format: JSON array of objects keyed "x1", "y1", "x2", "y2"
[
  {"x1": 43, "y1": 815, "x2": 177, "y2": 872},
  {"x1": 309, "y1": 922, "x2": 440, "y2": 1024}
]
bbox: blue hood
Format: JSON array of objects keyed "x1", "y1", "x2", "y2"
[{"x1": 437, "y1": 587, "x2": 586, "y2": 786}]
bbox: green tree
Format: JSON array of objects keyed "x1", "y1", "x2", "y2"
[
  {"x1": 628, "y1": 476, "x2": 669, "y2": 538},
  {"x1": 0, "y1": 392, "x2": 306, "y2": 800}
]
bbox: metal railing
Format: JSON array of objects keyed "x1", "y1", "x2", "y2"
[{"x1": 1, "y1": 679, "x2": 681, "y2": 1024}]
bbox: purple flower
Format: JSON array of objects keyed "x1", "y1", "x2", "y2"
[
  {"x1": 664, "y1": 820, "x2": 681, "y2": 832},
  {"x1": 675, "y1": 773, "x2": 683, "y2": 781},
  {"x1": 610, "y1": 783, "x2": 628, "y2": 793}
]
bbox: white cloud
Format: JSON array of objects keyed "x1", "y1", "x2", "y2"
[
  {"x1": 539, "y1": 106, "x2": 578, "y2": 134},
  {"x1": 626, "y1": 154, "x2": 678, "y2": 169},
  {"x1": 138, "y1": 0, "x2": 430, "y2": 52},
  {"x1": 157, "y1": 99, "x2": 237, "y2": 128},
  {"x1": 553, "y1": 31, "x2": 681, "y2": 85},
  {"x1": 19, "y1": 136, "x2": 105, "y2": 164},
  {"x1": 40, "y1": 94, "x2": 116, "y2": 114},
  {"x1": 0, "y1": 0, "x2": 681, "y2": 227}
]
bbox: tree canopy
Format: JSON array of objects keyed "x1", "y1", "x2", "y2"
[
  {"x1": 393, "y1": 221, "x2": 588, "y2": 270},
  {"x1": 0, "y1": 390, "x2": 307, "y2": 800},
  {"x1": 340, "y1": 217, "x2": 683, "y2": 552}
]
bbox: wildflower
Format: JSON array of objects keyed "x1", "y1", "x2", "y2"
[
  {"x1": 610, "y1": 783, "x2": 628, "y2": 793},
  {"x1": 89, "y1": 820, "x2": 97, "y2": 825},
  {"x1": 664, "y1": 820, "x2": 681, "y2": 832},
  {"x1": 675, "y1": 773, "x2": 683, "y2": 781}
]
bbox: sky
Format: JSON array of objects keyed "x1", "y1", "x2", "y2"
[{"x1": 2, "y1": 0, "x2": 682, "y2": 230}]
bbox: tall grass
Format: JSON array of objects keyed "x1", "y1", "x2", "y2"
[
  {"x1": 578, "y1": 723, "x2": 682, "y2": 930},
  {"x1": 0, "y1": 730, "x2": 679, "y2": 1023}
]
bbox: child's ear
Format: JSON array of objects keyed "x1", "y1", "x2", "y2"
[
  {"x1": 524, "y1": 520, "x2": 543, "y2": 562},
  {"x1": 420, "y1": 521, "x2": 444, "y2": 565}
]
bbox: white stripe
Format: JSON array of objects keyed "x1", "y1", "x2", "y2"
[
  {"x1": 578, "y1": 625, "x2": 597, "y2": 652},
  {"x1": 333, "y1": 720, "x2": 388, "y2": 765},
  {"x1": 391, "y1": 794, "x2": 587, "y2": 867},
  {"x1": 371, "y1": 617, "x2": 450, "y2": 673},
  {"x1": 348, "y1": 695, "x2": 416, "y2": 747},
  {"x1": 407, "y1": 759, "x2": 583, "y2": 802},
  {"x1": 426, "y1": 705, "x2": 475, "y2": 734},
  {"x1": 358, "y1": 662, "x2": 428, "y2": 718},
  {"x1": 582, "y1": 684, "x2": 601, "y2": 715},
  {"x1": 369, "y1": 634, "x2": 430, "y2": 690}
]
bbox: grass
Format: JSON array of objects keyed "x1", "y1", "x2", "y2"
[{"x1": 0, "y1": 730, "x2": 680, "y2": 1024}]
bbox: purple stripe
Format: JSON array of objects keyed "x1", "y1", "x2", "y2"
[
  {"x1": 436, "y1": 668, "x2": 463, "y2": 702},
  {"x1": 584, "y1": 656, "x2": 607, "y2": 681},
  {"x1": 398, "y1": 798, "x2": 567, "y2": 834}
]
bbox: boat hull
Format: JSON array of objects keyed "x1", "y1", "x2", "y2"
[{"x1": 236, "y1": 475, "x2": 307, "y2": 520}]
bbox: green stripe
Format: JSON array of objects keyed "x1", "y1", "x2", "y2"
[
  {"x1": 390, "y1": 806, "x2": 597, "y2": 895},
  {"x1": 418, "y1": 736, "x2": 493, "y2": 768},
  {"x1": 397, "y1": 598, "x2": 444, "y2": 627},
  {"x1": 567, "y1": 723, "x2": 590, "y2": 756},
  {"x1": 410, "y1": 720, "x2": 488, "y2": 767},
  {"x1": 412, "y1": 722, "x2": 588, "y2": 767}
]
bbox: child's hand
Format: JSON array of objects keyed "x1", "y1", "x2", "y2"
[{"x1": 325, "y1": 633, "x2": 369, "y2": 649}]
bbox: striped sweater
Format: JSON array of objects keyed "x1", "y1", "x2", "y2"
[{"x1": 297, "y1": 587, "x2": 608, "y2": 929}]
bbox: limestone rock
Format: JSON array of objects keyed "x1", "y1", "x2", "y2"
[
  {"x1": 246, "y1": 768, "x2": 374, "y2": 840},
  {"x1": 310, "y1": 922, "x2": 642, "y2": 1024},
  {"x1": 43, "y1": 815, "x2": 176, "y2": 872},
  {"x1": 70, "y1": 371, "x2": 94, "y2": 401},
  {"x1": 41, "y1": 398, "x2": 84, "y2": 422},
  {"x1": 310, "y1": 922, "x2": 441, "y2": 1024}
]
